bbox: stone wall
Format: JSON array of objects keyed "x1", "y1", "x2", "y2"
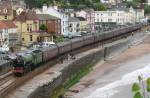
[{"x1": 28, "y1": 38, "x2": 132, "y2": 98}]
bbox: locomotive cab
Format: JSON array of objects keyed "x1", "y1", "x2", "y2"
[
  {"x1": 11, "y1": 57, "x2": 24, "y2": 76},
  {"x1": 11, "y1": 53, "x2": 34, "y2": 76}
]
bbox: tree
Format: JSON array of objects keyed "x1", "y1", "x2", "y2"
[
  {"x1": 94, "y1": 3, "x2": 107, "y2": 11},
  {"x1": 93, "y1": 0, "x2": 101, "y2": 3},
  {"x1": 24, "y1": 0, "x2": 54, "y2": 8},
  {"x1": 144, "y1": 5, "x2": 150, "y2": 15},
  {"x1": 126, "y1": 1, "x2": 139, "y2": 8},
  {"x1": 39, "y1": 24, "x2": 47, "y2": 31}
]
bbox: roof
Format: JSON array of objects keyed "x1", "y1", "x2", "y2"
[
  {"x1": 68, "y1": 17, "x2": 80, "y2": 22},
  {"x1": 14, "y1": 9, "x2": 39, "y2": 21},
  {"x1": 0, "y1": 20, "x2": 17, "y2": 29},
  {"x1": 0, "y1": 2, "x2": 12, "y2": 15},
  {"x1": 38, "y1": 14, "x2": 60, "y2": 20},
  {"x1": 77, "y1": 17, "x2": 86, "y2": 21}
]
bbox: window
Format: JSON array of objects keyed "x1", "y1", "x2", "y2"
[
  {"x1": 108, "y1": 19, "x2": 112, "y2": 22},
  {"x1": 4, "y1": 16, "x2": 7, "y2": 19},
  {"x1": 30, "y1": 24, "x2": 32, "y2": 32},
  {"x1": 76, "y1": 23, "x2": 79, "y2": 27},
  {"x1": 22, "y1": 38, "x2": 24, "y2": 41},
  {"x1": 97, "y1": 19, "x2": 99, "y2": 22},
  {"x1": 3, "y1": 9, "x2": 7, "y2": 13},
  {"x1": 101, "y1": 14, "x2": 103, "y2": 16},
  {"x1": 27, "y1": 24, "x2": 29, "y2": 32},
  {"x1": 69, "y1": 24, "x2": 72, "y2": 27},
  {"x1": 101, "y1": 19, "x2": 103, "y2": 22},
  {"x1": 30, "y1": 35, "x2": 32, "y2": 41}
]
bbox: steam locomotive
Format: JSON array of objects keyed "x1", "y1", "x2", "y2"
[{"x1": 8, "y1": 24, "x2": 142, "y2": 76}]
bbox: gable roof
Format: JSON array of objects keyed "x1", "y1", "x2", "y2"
[
  {"x1": 0, "y1": 20, "x2": 17, "y2": 29},
  {"x1": 69, "y1": 17, "x2": 80, "y2": 22},
  {"x1": 77, "y1": 17, "x2": 86, "y2": 21},
  {"x1": 0, "y1": 2, "x2": 12, "y2": 15},
  {"x1": 38, "y1": 14, "x2": 60, "y2": 20},
  {"x1": 14, "y1": 10, "x2": 39, "y2": 21}
]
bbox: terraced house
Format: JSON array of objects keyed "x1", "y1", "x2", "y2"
[
  {"x1": 13, "y1": 9, "x2": 40, "y2": 46},
  {"x1": 0, "y1": 2, "x2": 13, "y2": 20},
  {"x1": 0, "y1": 21, "x2": 18, "y2": 47},
  {"x1": 38, "y1": 14, "x2": 61, "y2": 41}
]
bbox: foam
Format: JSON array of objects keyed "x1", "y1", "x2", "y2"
[{"x1": 86, "y1": 64, "x2": 150, "y2": 98}]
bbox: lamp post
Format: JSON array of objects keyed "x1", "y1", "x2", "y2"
[
  {"x1": 0, "y1": 30, "x2": 2, "y2": 46},
  {"x1": 138, "y1": 74, "x2": 146, "y2": 98}
]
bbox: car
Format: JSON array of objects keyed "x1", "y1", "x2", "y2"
[{"x1": 42, "y1": 41, "x2": 55, "y2": 47}]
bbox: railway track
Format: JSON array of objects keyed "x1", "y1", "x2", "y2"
[{"x1": 0, "y1": 75, "x2": 16, "y2": 97}]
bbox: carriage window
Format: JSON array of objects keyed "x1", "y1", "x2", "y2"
[{"x1": 0, "y1": 66, "x2": 2, "y2": 74}]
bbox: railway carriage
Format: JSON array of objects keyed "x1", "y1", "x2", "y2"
[
  {"x1": 83, "y1": 34, "x2": 95, "y2": 46},
  {"x1": 57, "y1": 41, "x2": 72, "y2": 55},
  {"x1": 40, "y1": 45, "x2": 58, "y2": 62},
  {"x1": 71, "y1": 37, "x2": 84, "y2": 50},
  {"x1": 32, "y1": 50, "x2": 43, "y2": 66}
]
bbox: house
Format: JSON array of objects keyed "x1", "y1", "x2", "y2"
[
  {"x1": 77, "y1": 17, "x2": 88, "y2": 32},
  {"x1": 13, "y1": 9, "x2": 40, "y2": 46},
  {"x1": 76, "y1": 9, "x2": 95, "y2": 32},
  {"x1": 0, "y1": 20, "x2": 18, "y2": 47},
  {"x1": 68, "y1": 17, "x2": 80, "y2": 33},
  {"x1": 0, "y1": 2, "x2": 13, "y2": 20},
  {"x1": 101, "y1": 0, "x2": 123, "y2": 5},
  {"x1": 94, "y1": 7, "x2": 144, "y2": 29},
  {"x1": 36, "y1": 5, "x2": 69, "y2": 36},
  {"x1": 38, "y1": 14, "x2": 61, "y2": 41}
]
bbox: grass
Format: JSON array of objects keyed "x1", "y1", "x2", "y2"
[{"x1": 64, "y1": 65, "x2": 91, "y2": 90}]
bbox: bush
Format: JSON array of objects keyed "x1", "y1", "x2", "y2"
[
  {"x1": 134, "y1": 92, "x2": 143, "y2": 98},
  {"x1": 132, "y1": 83, "x2": 140, "y2": 92},
  {"x1": 39, "y1": 24, "x2": 47, "y2": 31}
]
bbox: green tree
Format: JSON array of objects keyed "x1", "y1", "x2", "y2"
[
  {"x1": 132, "y1": 83, "x2": 140, "y2": 92},
  {"x1": 39, "y1": 24, "x2": 47, "y2": 31},
  {"x1": 144, "y1": 5, "x2": 150, "y2": 15},
  {"x1": 94, "y1": 3, "x2": 107, "y2": 11},
  {"x1": 147, "y1": 78, "x2": 150, "y2": 92},
  {"x1": 25, "y1": 0, "x2": 54, "y2": 8},
  {"x1": 93, "y1": 0, "x2": 101, "y2": 3},
  {"x1": 126, "y1": 1, "x2": 139, "y2": 8}
]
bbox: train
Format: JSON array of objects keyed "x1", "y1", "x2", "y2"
[{"x1": 7, "y1": 24, "x2": 142, "y2": 76}]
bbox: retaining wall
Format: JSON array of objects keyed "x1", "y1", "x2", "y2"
[{"x1": 28, "y1": 38, "x2": 133, "y2": 98}]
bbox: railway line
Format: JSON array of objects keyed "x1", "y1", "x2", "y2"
[{"x1": 0, "y1": 24, "x2": 148, "y2": 98}]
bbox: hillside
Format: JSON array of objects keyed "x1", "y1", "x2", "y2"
[{"x1": 24, "y1": 0, "x2": 106, "y2": 11}]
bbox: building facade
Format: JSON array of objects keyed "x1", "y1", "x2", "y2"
[
  {"x1": 36, "y1": 5, "x2": 69, "y2": 36},
  {"x1": 76, "y1": 9, "x2": 95, "y2": 32},
  {"x1": 94, "y1": 7, "x2": 144, "y2": 26},
  {"x1": 0, "y1": 21, "x2": 18, "y2": 47},
  {"x1": 68, "y1": 17, "x2": 80, "y2": 33},
  {"x1": 0, "y1": 2, "x2": 13, "y2": 20},
  {"x1": 14, "y1": 10, "x2": 40, "y2": 46}
]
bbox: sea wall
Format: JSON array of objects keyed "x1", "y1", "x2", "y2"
[{"x1": 28, "y1": 38, "x2": 132, "y2": 98}]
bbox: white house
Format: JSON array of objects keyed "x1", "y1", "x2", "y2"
[
  {"x1": 68, "y1": 17, "x2": 80, "y2": 33},
  {"x1": 0, "y1": 21, "x2": 18, "y2": 47},
  {"x1": 35, "y1": 5, "x2": 69, "y2": 36},
  {"x1": 94, "y1": 7, "x2": 144, "y2": 26}
]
